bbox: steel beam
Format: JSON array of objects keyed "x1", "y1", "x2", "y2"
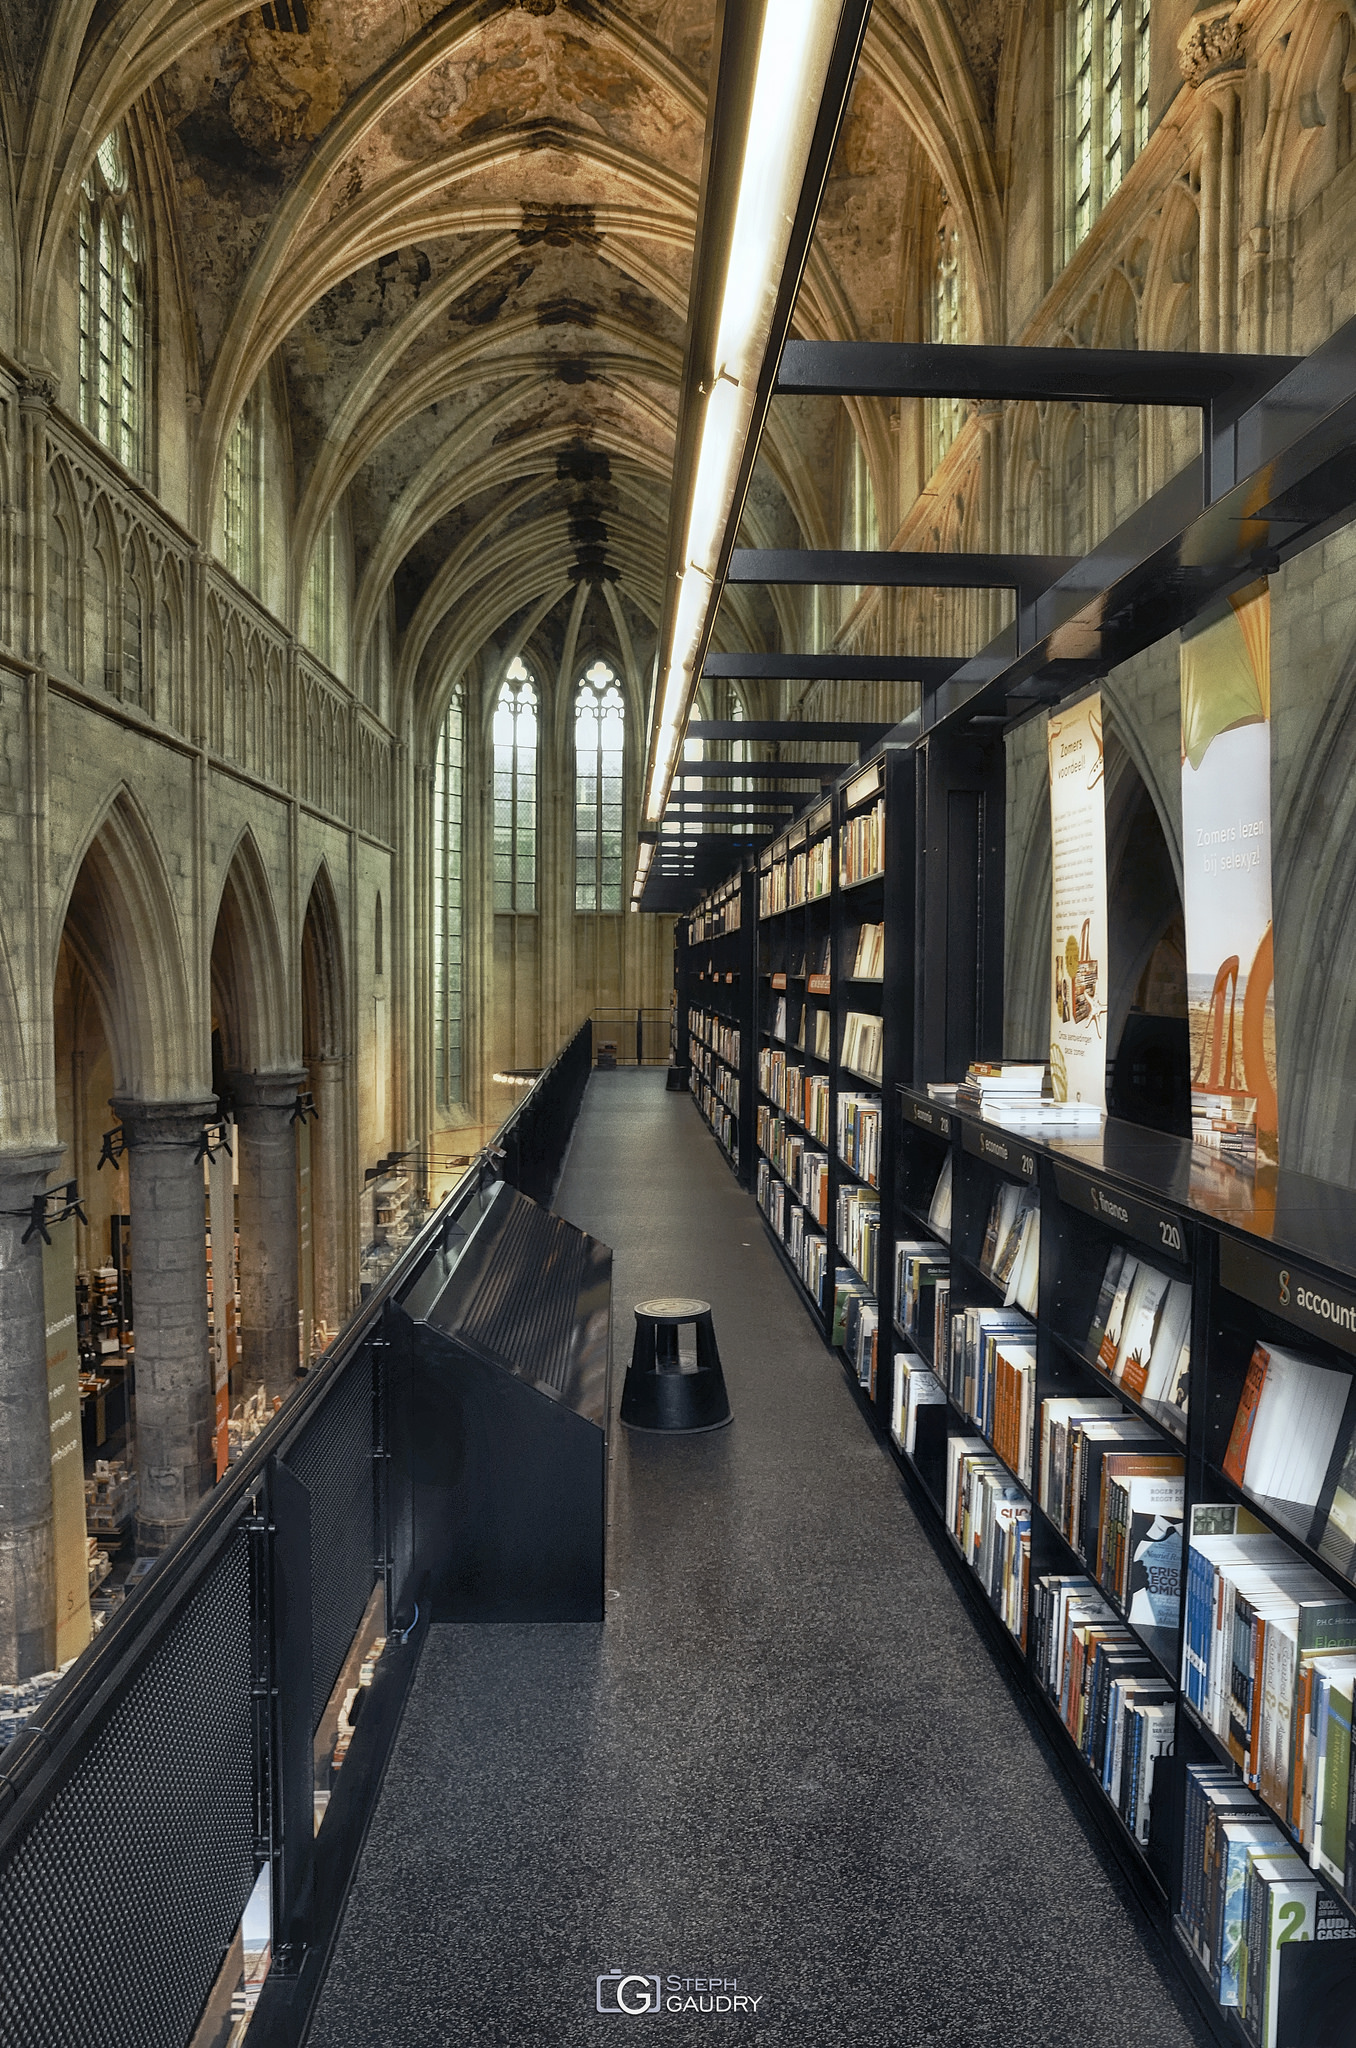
[
  {"x1": 775, "y1": 341, "x2": 1303, "y2": 502},
  {"x1": 727, "y1": 548, "x2": 1076, "y2": 589},
  {"x1": 673, "y1": 760, "x2": 843, "y2": 780},
  {"x1": 775, "y1": 340, "x2": 1298, "y2": 409},
  {"x1": 702, "y1": 652, "x2": 962, "y2": 683},
  {"x1": 686, "y1": 720, "x2": 891, "y2": 742},
  {"x1": 904, "y1": 310, "x2": 1356, "y2": 742}
]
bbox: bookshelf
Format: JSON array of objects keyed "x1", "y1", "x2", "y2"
[
  {"x1": 890, "y1": 1093, "x2": 1356, "y2": 2043},
  {"x1": 672, "y1": 728, "x2": 1356, "y2": 2046},
  {"x1": 755, "y1": 799, "x2": 835, "y2": 1322},
  {"x1": 684, "y1": 868, "x2": 755, "y2": 1176}
]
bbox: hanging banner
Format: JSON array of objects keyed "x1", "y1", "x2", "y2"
[
  {"x1": 43, "y1": 1214, "x2": 93, "y2": 1664},
  {"x1": 1179, "y1": 580, "x2": 1278, "y2": 1167},
  {"x1": 1047, "y1": 691, "x2": 1108, "y2": 1107},
  {"x1": 205, "y1": 1122, "x2": 235, "y2": 1479}
]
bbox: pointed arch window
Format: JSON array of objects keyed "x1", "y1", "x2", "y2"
[
  {"x1": 574, "y1": 660, "x2": 625, "y2": 911},
  {"x1": 78, "y1": 128, "x2": 145, "y2": 475},
  {"x1": 433, "y1": 689, "x2": 465, "y2": 1108},
  {"x1": 222, "y1": 394, "x2": 262, "y2": 592},
  {"x1": 494, "y1": 658, "x2": 537, "y2": 911},
  {"x1": 927, "y1": 199, "x2": 964, "y2": 475}
]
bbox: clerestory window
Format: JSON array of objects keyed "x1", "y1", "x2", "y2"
[
  {"x1": 78, "y1": 128, "x2": 145, "y2": 476},
  {"x1": 1067, "y1": 0, "x2": 1152, "y2": 257},
  {"x1": 433, "y1": 688, "x2": 465, "y2": 1107}
]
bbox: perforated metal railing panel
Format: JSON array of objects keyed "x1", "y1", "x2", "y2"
[
  {"x1": 0, "y1": 1527, "x2": 256, "y2": 2048},
  {"x1": 287, "y1": 1358, "x2": 376, "y2": 1729},
  {"x1": 457, "y1": 1201, "x2": 588, "y2": 1397}
]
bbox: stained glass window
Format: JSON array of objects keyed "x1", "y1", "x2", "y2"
[
  {"x1": 494, "y1": 658, "x2": 537, "y2": 911},
  {"x1": 222, "y1": 398, "x2": 261, "y2": 591},
  {"x1": 928, "y1": 200, "x2": 964, "y2": 475},
  {"x1": 574, "y1": 659, "x2": 625, "y2": 911}
]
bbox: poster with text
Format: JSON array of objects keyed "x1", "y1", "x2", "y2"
[
  {"x1": 43, "y1": 1215, "x2": 93, "y2": 1663},
  {"x1": 1047, "y1": 692, "x2": 1108, "y2": 1107},
  {"x1": 1179, "y1": 580, "x2": 1278, "y2": 1167}
]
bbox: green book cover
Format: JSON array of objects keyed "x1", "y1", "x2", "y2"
[{"x1": 1316, "y1": 1673, "x2": 1354, "y2": 1888}]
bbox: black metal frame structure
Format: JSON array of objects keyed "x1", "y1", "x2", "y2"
[{"x1": 0, "y1": 1023, "x2": 593, "y2": 2048}]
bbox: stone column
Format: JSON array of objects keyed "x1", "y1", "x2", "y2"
[
  {"x1": 231, "y1": 1070, "x2": 305, "y2": 1404},
  {"x1": 0, "y1": 1150, "x2": 62, "y2": 1681},
  {"x1": 308, "y1": 1055, "x2": 348, "y2": 1341},
  {"x1": 112, "y1": 1099, "x2": 216, "y2": 1555}
]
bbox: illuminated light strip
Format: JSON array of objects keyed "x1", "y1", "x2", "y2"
[{"x1": 641, "y1": 0, "x2": 848, "y2": 835}]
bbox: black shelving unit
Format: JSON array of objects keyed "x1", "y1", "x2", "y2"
[
  {"x1": 670, "y1": 710, "x2": 1356, "y2": 2048},
  {"x1": 888, "y1": 1095, "x2": 1356, "y2": 2047},
  {"x1": 681, "y1": 867, "x2": 755, "y2": 1179}
]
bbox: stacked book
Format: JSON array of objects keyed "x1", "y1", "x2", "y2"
[
  {"x1": 891, "y1": 1351, "x2": 946, "y2": 1455},
  {"x1": 836, "y1": 1184, "x2": 880, "y2": 1292},
  {"x1": 839, "y1": 796, "x2": 884, "y2": 884},
  {"x1": 837, "y1": 1092, "x2": 881, "y2": 1186},
  {"x1": 895, "y1": 1238, "x2": 949, "y2": 1360},
  {"x1": 1039, "y1": 1395, "x2": 1164, "y2": 1568},
  {"x1": 1180, "y1": 1760, "x2": 1356, "y2": 2035},
  {"x1": 804, "y1": 1071, "x2": 831, "y2": 1143},
  {"x1": 950, "y1": 1305, "x2": 1035, "y2": 1485},
  {"x1": 797, "y1": 1150, "x2": 829, "y2": 1227},
  {"x1": 956, "y1": 1061, "x2": 1102, "y2": 1126},
  {"x1": 842, "y1": 1010, "x2": 883, "y2": 1084},
  {"x1": 851, "y1": 921, "x2": 885, "y2": 978},
  {"x1": 1184, "y1": 1504, "x2": 1356, "y2": 1887},
  {"x1": 947, "y1": 1436, "x2": 1029, "y2": 1645},
  {"x1": 1032, "y1": 1573, "x2": 1174, "y2": 1846}
]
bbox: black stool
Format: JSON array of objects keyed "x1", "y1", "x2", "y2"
[{"x1": 620, "y1": 1297, "x2": 732, "y2": 1433}]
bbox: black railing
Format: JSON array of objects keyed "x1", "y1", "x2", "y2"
[
  {"x1": 0, "y1": 1020, "x2": 592, "y2": 2048},
  {"x1": 590, "y1": 1007, "x2": 671, "y2": 1066}
]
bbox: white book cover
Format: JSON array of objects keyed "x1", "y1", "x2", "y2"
[
  {"x1": 1142, "y1": 1278, "x2": 1192, "y2": 1407},
  {"x1": 1245, "y1": 1344, "x2": 1350, "y2": 1508},
  {"x1": 1112, "y1": 1263, "x2": 1171, "y2": 1388}
]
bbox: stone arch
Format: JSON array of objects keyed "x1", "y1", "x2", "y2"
[
  {"x1": 209, "y1": 830, "x2": 290, "y2": 1080},
  {"x1": 301, "y1": 859, "x2": 351, "y2": 1335},
  {"x1": 54, "y1": 784, "x2": 197, "y2": 1103},
  {"x1": 301, "y1": 859, "x2": 347, "y2": 1064}
]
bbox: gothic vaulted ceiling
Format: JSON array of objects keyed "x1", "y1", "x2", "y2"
[{"x1": 4, "y1": 0, "x2": 1012, "y2": 736}]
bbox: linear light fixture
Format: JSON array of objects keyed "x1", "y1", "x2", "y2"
[{"x1": 633, "y1": 0, "x2": 873, "y2": 903}]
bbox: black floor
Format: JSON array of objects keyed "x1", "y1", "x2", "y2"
[{"x1": 305, "y1": 1071, "x2": 1213, "y2": 2048}]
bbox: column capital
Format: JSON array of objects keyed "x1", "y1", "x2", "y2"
[
  {"x1": 1179, "y1": 4, "x2": 1246, "y2": 90},
  {"x1": 226, "y1": 1068, "x2": 309, "y2": 1113},
  {"x1": 110, "y1": 1097, "x2": 217, "y2": 1147}
]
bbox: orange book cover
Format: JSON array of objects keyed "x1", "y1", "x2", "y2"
[{"x1": 1223, "y1": 1343, "x2": 1270, "y2": 1487}]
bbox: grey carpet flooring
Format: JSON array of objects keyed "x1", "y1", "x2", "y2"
[{"x1": 304, "y1": 1070, "x2": 1213, "y2": 2048}]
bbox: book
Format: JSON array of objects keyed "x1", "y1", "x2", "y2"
[
  {"x1": 892, "y1": 1351, "x2": 945, "y2": 1454},
  {"x1": 1097, "y1": 1253, "x2": 1140, "y2": 1372},
  {"x1": 926, "y1": 1154, "x2": 953, "y2": 1240},
  {"x1": 813, "y1": 1008, "x2": 831, "y2": 1061},
  {"x1": 1087, "y1": 1245, "x2": 1126, "y2": 1357},
  {"x1": 1111, "y1": 1262, "x2": 1171, "y2": 1395},
  {"x1": 1224, "y1": 1340, "x2": 1351, "y2": 1513}
]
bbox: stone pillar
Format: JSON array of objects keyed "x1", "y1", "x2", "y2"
[
  {"x1": 0, "y1": 1150, "x2": 62, "y2": 1681},
  {"x1": 231, "y1": 1070, "x2": 305, "y2": 1404},
  {"x1": 111, "y1": 1099, "x2": 216, "y2": 1555},
  {"x1": 309, "y1": 1055, "x2": 348, "y2": 1341}
]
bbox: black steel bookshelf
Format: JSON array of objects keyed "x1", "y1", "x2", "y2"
[{"x1": 672, "y1": 728, "x2": 1356, "y2": 2048}]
